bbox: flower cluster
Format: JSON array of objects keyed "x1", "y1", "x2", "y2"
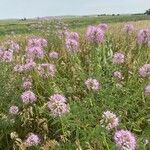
[
  {"x1": 113, "y1": 71, "x2": 123, "y2": 80},
  {"x1": 85, "y1": 78, "x2": 100, "y2": 91},
  {"x1": 144, "y1": 84, "x2": 150, "y2": 96},
  {"x1": 26, "y1": 36, "x2": 47, "y2": 59},
  {"x1": 112, "y1": 52, "x2": 125, "y2": 64},
  {"x1": 49, "y1": 51, "x2": 59, "y2": 59},
  {"x1": 100, "y1": 111, "x2": 119, "y2": 130},
  {"x1": 22, "y1": 78, "x2": 32, "y2": 90},
  {"x1": 124, "y1": 24, "x2": 134, "y2": 33},
  {"x1": 25, "y1": 133, "x2": 40, "y2": 147},
  {"x1": 139, "y1": 64, "x2": 150, "y2": 78},
  {"x1": 14, "y1": 59, "x2": 36, "y2": 73},
  {"x1": 37, "y1": 63, "x2": 56, "y2": 78},
  {"x1": 48, "y1": 94, "x2": 70, "y2": 117},
  {"x1": 114, "y1": 130, "x2": 136, "y2": 150},
  {"x1": 9, "y1": 105, "x2": 19, "y2": 115},
  {"x1": 21, "y1": 90, "x2": 37, "y2": 104},
  {"x1": 98, "y1": 23, "x2": 108, "y2": 31},
  {"x1": 86, "y1": 25, "x2": 105, "y2": 44},
  {"x1": 138, "y1": 29, "x2": 150, "y2": 45},
  {"x1": 65, "y1": 31, "x2": 79, "y2": 53}
]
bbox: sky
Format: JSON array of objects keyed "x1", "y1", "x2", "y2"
[{"x1": 0, "y1": 0, "x2": 150, "y2": 19}]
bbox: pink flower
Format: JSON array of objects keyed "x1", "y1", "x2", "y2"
[
  {"x1": 139, "y1": 64, "x2": 150, "y2": 78},
  {"x1": 144, "y1": 84, "x2": 150, "y2": 96},
  {"x1": 113, "y1": 71, "x2": 123, "y2": 79},
  {"x1": 27, "y1": 46, "x2": 44, "y2": 59},
  {"x1": 85, "y1": 78, "x2": 100, "y2": 91},
  {"x1": 48, "y1": 94, "x2": 69, "y2": 117},
  {"x1": 21, "y1": 90, "x2": 37, "y2": 104},
  {"x1": 66, "y1": 31, "x2": 79, "y2": 41},
  {"x1": 22, "y1": 78, "x2": 32, "y2": 90},
  {"x1": 37, "y1": 63, "x2": 56, "y2": 78},
  {"x1": 9, "y1": 106, "x2": 19, "y2": 115},
  {"x1": 24, "y1": 59, "x2": 36, "y2": 71},
  {"x1": 66, "y1": 38, "x2": 79, "y2": 53},
  {"x1": 98, "y1": 23, "x2": 108, "y2": 31},
  {"x1": 124, "y1": 24, "x2": 134, "y2": 33},
  {"x1": 112, "y1": 52, "x2": 125, "y2": 64},
  {"x1": 138, "y1": 29, "x2": 150, "y2": 45},
  {"x1": 14, "y1": 64, "x2": 24, "y2": 73},
  {"x1": 49, "y1": 51, "x2": 59, "y2": 59},
  {"x1": 2, "y1": 50, "x2": 13, "y2": 62},
  {"x1": 114, "y1": 130, "x2": 136, "y2": 150},
  {"x1": 25, "y1": 133, "x2": 40, "y2": 147},
  {"x1": 27, "y1": 37, "x2": 47, "y2": 47},
  {"x1": 86, "y1": 26, "x2": 105, "y2": 44},
  {"x1": 100, "y1": 111, "x2": 119, "y2": 130}
]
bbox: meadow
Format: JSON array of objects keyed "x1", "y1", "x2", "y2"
[{"x1": 0, "y1": 15, "x2": 150, "y2": 150}]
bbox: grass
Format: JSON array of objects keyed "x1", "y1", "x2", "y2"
[{"x1": 0, "y1": 15, "x2": 150, "y2": 149}]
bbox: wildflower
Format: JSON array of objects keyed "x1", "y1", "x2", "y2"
[
  {"x1": 25, "y1": 133, "x2": 40, "y2": 147},
  {"x1": 65, "y1": 38, "x2": 79, "y2": 53},
  {"x1": 22, "y1": 78, "x2": 32, "y2": 90},
  {"x1": 21, "y1": 90, "x2": 37, "y2": 104},
  {"x1": 48, "y1": 94, "x2": 69, "y2": 117},
  {"x1": 100, "y1": 111, "x2": 119, "y2": 130},
  {"x1": 144, "y1": 84, "x2": 150, "y2": 96},
  {"x1": 24, "y1": 59, "x2": 36, "y2": 72},
  {"x1": 86, "y1": 25, "x2": 105, "y2": 44},
  {"x1": 98, "y1": 23, "x2": 108, "y2": 31},
  {"x1": 85, "y1": 78, "x2": 100, "y2": 91},
  {"x1": 8, "y1": 40, "x2": 20, "y2": 52},
  {"x1": 124, "y1": 24, "x2": 134, "y2": 33},
  {"x1": 138, "y1": 29, "x2": 150, "y2": 45},
  {"x1": 37, "y1": 63, "x2": 56, "y2": 78},
  {"x1": 2, "y1": 50, "x2": 13, "y2": 62},
  {"x1": 139, "y1": 64, "x2": 150, "y2": 78},
  {"x1": 9, "y1": 106, "x2": 19, "y2": 115},
  {"x1": 28, "y1": 37, "x2": 47, "y2": 47},
  {"x1": 49, "y1": 51, "x2": 59, "y2": 59},
  {"x1": 27, "y1": 46, "x2": 44, "y2": 59},
  {"x1": 113, "y1": 71, "x2": 123, "y2": 79},
  {"x1": 66, "y1": 31, "x2": 79, "y2": 41},
  {"x1": 112, "y1": 52, "x2": 125, "y2": 64},
  {"x1": 49, "y1": 94, "x2": 66, "y2": 103},
  {"x1": 14, "y1": 64, "x2": 24, "y2": 73},
  {"x1": 114, "y1": 130, "x2": 136, "y2": 150}
]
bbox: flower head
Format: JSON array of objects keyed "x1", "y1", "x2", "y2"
[
  {"x1": 37, "y1": 63, "x2": 56, "y2": 78},
  {"x1": 112, "y1": 52, "x2": 125, "y2": 64},
  {"x1": 139, "y1": 64, "x2": 150, "y2": 78},
  {"x1": 124, "y1": 24, "x2": 134, "y2": 33},
  {"x1": 21, "y1": 90, "x2": 37, "y2": 104},
  {"x1": 49, "y1": 51, "x2": 59, "y2": 59},
  {"x1": 66, "y1": 31, "x2": 79, "y2": 41},
  {"x1": 9, "y1": 106, "x2": 19, "y2": 115},
  {"x1": 98, "y1": 23, "x2": 108, "y2": 31},
  {"x1": 85, "y1": 78, "x2": 100, "y2": 91},
  {"x1": 114, "y1": 130, "x2": 136, "y2": 150},
  {"x1": 48, "y1": 94, "x2": 69, "y2": 117},
  {"x1": 100, "y1": 111, "x2": 119, "y2": 130},
  {"x1": 113, "y1": 71, "x2": 123, "y2": 79},
  {"x1": 138, "y1": 29, "x2": 150, "y2": 45},
  {"x1": 66, "y1": 38, "x2": 79, "y2": 53},
  {"x1": 2, "y1": 50, "x2": 13, "y2": 62},
  {"x1": 86, "y1": 26, "x2": 105, "y2": 44},
  {"x1": 25, "y1": 133, "x2": 40, "y2": 147},
  {"x1": 22, "y1": 78, "x2": 32, "y2": 90},
  {"x1": 144, "y1": 84, "x2": 150, "y2": 96}
]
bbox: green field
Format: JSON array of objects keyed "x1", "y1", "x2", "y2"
[{"x1": 0, "y1": 15, "x2": 150, "y2": 149}]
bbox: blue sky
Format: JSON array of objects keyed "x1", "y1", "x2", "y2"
[{"x1": 0, "y1": 0, "x2": 150, "y2": 19}]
